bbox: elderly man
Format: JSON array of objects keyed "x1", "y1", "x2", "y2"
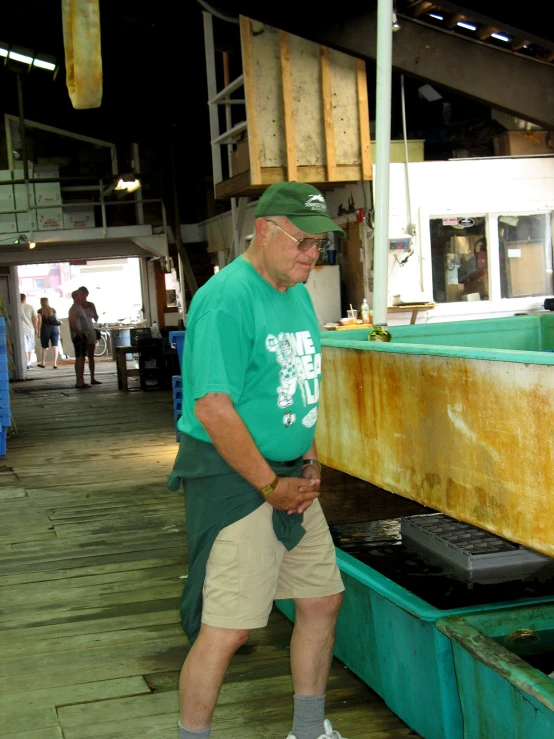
[{"x1": 169, "y1": 182, "x2": 346, "y2": 739}]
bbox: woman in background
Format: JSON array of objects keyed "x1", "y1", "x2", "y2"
[{"x1": 37, "y1": 297, "x2": 61, "y2": 369}]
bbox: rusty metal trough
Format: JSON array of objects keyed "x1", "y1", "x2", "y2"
[{"x1": 317, "y1": 314, "x2": 554, "y2": 557}]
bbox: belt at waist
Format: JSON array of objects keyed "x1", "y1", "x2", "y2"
[{"x1": 266, "y1": 457, "x2": 302, "y2": 467}]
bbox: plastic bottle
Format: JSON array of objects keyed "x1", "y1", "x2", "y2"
[
  {"x1": 151, "y1": 321, "x2": 162, "y2": 339},
  {"x1": 361, "y1": 298, "x2": 371, "y2": 324}
]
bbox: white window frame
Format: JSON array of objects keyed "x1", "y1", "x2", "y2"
[
  {"x1": 419, "y1": 208, "x2": 554, "y2": 318},
  {"x1": 489, "y1": 210, "x2": 553, "y2": 303}
]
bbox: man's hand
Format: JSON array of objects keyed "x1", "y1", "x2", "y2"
[
  {"x1": 293, "y1": 462, "x2": 322, "y2": 514},
  {"x1": 266, "y1": 476, "x2": 319, "y2": 515}
]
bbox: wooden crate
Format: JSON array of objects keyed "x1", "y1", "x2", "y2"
[
  {"x1": 215, "y1": 17, "x2": 372, "y2": 199},
  {"x1": 493, "y1": 130, "x2": 554, "y2": 157}
]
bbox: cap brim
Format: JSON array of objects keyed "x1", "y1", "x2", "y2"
[{"x1": 288, "y1": 214, "x2": 345, "y2": 236}]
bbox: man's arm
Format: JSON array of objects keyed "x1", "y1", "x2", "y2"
[
  {"x1": 195, "y1": 392, "x2": 318, "y2": 512},
  {"x1": 89, "y1": 302, "x2": 99, "y2": 322},
  {"x1": 68, "y1": 308, "x2": 81, "y2": 335},
  {"x1": 32, "y1": 310, "x2": 38, "y2": 335}
]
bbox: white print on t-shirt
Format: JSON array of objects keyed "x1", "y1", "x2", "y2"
[
  {"x1": 302, "y1": 407, "x2": 318, "y2": 428},
  {"x1": 265, "y1": 331, "x2": 322, "y2": 414},
  {"x1": 283, "y1": 411, "x2": 296, "y2": 427}
]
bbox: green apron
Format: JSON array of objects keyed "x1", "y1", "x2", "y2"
[{"x1": 168, "y1": 433, "x2": 305, "y2": 643}]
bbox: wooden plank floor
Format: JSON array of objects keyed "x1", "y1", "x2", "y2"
[{"x1": 0, "y1": 362, "x2": 418, "y2": 738}]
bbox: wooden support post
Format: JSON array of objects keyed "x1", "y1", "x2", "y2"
[
  {"x1": 356, "y1": 59, "x2": 372, "y2": 181},
  {"x1": 477, "y1": 26, "x2": 497, "y2": 41},
  {"x1": 279, "y1": 31, "x2": 298, "y2": 182},
  {"x1": 412, "y1": 2, "x2": 435, "y2": 18},
  {"x1": 446, "y1": 13, "x2": 465, "y2": 29},
  {"x1": 239, "y1": 16, "x2": 261, "y2": 185},
  {"x1": 320, "y1": 46, "x2": 337, "y2": 181}
]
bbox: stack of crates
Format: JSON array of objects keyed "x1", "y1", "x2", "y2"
[
  {"x1": 173, "y1": 375, "x2": 182, "y2": 442},
  {"x1": 131, "y1": 328, "x2": 178, "y2": 392},
  {"x1": 0, "y1": 318, "x2": 10, "y2": 456}
]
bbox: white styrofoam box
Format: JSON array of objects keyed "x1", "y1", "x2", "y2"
[
  {"x1": 34, "y1": 164, "x2": 58, "y2": 179},
  {"x1": 37, "y1": 207, "x2": 63, "y2": 231},
  {"x1": 63, "y1": 207, "x2": 95, "y2": 230},
  {"x1": 14, "y1": 184, "x2": 36, "y2": 210},
  {"x1": 16, "y1": 213, "x2": 32, "y2": 232},
  {"x1": 35, "y1": 182, "x2": 61, "y2": 206},
  {"x1": 0, "y1": 214, "x2": 17, "y2": 233},
  {"x1": 14, "y1": 161, "x2": 34, "y2": 175},
  {"x1": 0, "y1": 184, "x2": 14, "y2": 209}
]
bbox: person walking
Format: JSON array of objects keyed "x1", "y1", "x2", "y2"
[
  {"x1": 168, "y1": 182, "x2": 347, "y2": 739},
  {"x1": 37, "y1": 298, "x2": 61, "y2": 369},
  {"x1": 79, "y1": 286, "x2": 102, "y2": 385},
  {"x1": 20, "y1": 294, "x2": 38, "y2": 370},
  {"x1": 68, "y1": 290, "x2": 90, "y2": 389}
]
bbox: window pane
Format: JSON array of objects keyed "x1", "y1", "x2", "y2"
[
  {"x1": 498, "y1": 214, "x2": 552, "y2": 298},
  {"x1": 430, "y1": 217, "x2": 488, "y2": 303}
]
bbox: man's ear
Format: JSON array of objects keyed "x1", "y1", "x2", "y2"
[{"x1": 255, "y1": 217, "x2": 269, "y2": 244}]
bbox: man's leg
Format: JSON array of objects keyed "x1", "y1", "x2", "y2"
[
  {"x1": 75, "y1": 355, "x2": 86, "y2": 386},
  {"x1": 179, "y1": 624, "x2": 250, "y2": 734},
  {"x1": 88, "y1": 344, "x2": 100, "y2": 383},
  {"x1": 289, "y1": 593, "x2": 343, "y2": 739}
]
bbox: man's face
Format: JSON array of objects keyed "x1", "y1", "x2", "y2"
[{"x1": 259, "y1": 217, "x2": 325, "y2": 288}]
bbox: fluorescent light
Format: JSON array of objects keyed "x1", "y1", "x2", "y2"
[
  {"x1": 0, "y1": 47, "x2": 7, "y2": 58},
  {"x1": 491, "y1": 33, "x2": 510, "y2": 42},
  {"x1": 457, "y1": 21, "x2": 477, "y2": 31},
  {"x1": 8, "y1": 51, "x2": 33, "y2": 64},
  {"x1": 428, "y1": 13, "x2": 444, "y2": 20},
  {"x1": 33, "y1": 58, "x2": 56, "y2": 71}
]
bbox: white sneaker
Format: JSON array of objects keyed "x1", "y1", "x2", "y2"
[{"x1": 287, "y1": 719, "x2": 346, "y2": 739}]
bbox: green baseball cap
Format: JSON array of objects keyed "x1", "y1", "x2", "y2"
[{"x1": 255, "y1": 181, "x2": 344, "y2": 236}]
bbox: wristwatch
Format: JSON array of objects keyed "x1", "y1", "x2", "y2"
[{"x1": 260, "y1": 475, "x2": 280, "y2": 497}]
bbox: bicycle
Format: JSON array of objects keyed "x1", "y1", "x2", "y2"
[{"x1": 94, "y1": 326, "x2": 110, "y2": 357}]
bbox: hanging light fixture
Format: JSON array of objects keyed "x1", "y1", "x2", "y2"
[
  {"x1": 114, "y1": 174, "x2": 141, "y2": 193},
  {"x1": 16, "y1": 234, "x2": 36, "y2": 249},
  {"x1": 0, "y1": 234, "x2": 36, "y2": 249}
]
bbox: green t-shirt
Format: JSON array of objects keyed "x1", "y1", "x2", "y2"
[{"x1": 178, "y1": 256, "x2": 321, "y2": 461}]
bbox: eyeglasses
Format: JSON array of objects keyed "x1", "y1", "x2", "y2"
[{"x1": 267, "y1": 219, "x2": 330, "y2": 253}]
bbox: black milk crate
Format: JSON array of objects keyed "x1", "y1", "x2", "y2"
[
  {"x1": 139, "y1": 351, "x2": 165, "y2": 372},
  {"x1": 140, "y1": 369, "x2": 170, "y2": 392},
  {"x1": 130, "y1": 328, "x2": 153, "y2": 346}
]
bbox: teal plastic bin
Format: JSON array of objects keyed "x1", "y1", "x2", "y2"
[
  {"x1": 276, "y1": 548, "x2": 554, "y2": 739},
  {"x1": 169, "y1": 330, "x2": 186, "y2": 368},
  {"x1": 437, "y1": 604, "x2": 554, "y2": 739}
]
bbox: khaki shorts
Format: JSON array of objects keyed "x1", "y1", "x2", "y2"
[{"x1": 201, "y1": 499, "x2": 344, "y2": 630}]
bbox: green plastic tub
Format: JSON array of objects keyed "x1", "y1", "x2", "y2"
[
  {"x1": 437, "y1": 604, "x2": 554, "y2": 738},
  {"x1": 323, "y1": 312, "x2": 554, "y2": 352},
  {"x1": 276, "y1": 549, "x2": 554, "y2": 739}
]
